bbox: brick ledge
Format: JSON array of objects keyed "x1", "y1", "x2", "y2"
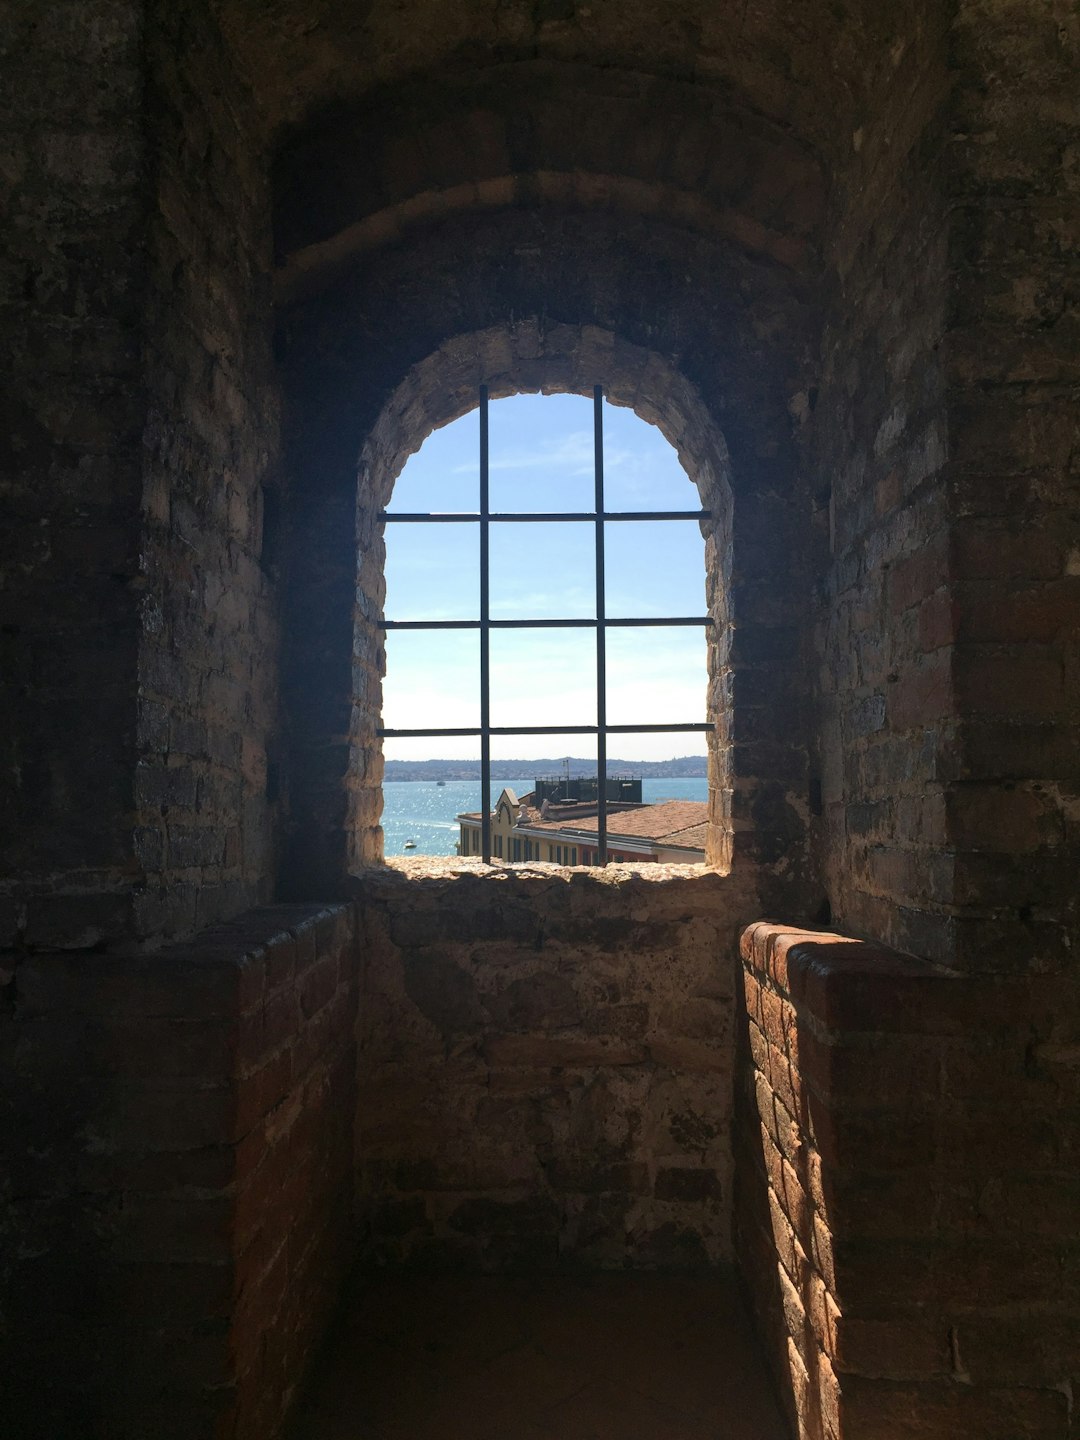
[{"x1": 740, "y1": 920, "x2": 971, "y2": 1037}]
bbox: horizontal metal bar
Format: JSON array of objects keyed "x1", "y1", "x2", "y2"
[
  {"x1": 383, "y1": 620, "x2": 482, "y2": 630},
  {"x1": 383, "y1": 616, "x2": 713, "y2": 631},
  {"x1": 604, "y1": 723, "x2": 712, "y2": 733},
  {"x1": 380, "y1": 513, "x2": 478, "y2": 523},
  {"x1": 497, "y1": 510, "x2": 711, "y2": 523},
  {"x1": 381, "y1": 510, "x2": 711, "y2": 524},
  {"x1": 379, "y1": 727, "x2": 482, "y2": 737},
  {"x1": 378, "y1": 722, "x2": 712, "y2": 737},
  {"x1": 492, "y1": 619, "x2": 592, "y2": 630},
  {"x1": 604, "y1": 617, "x2": 712, "y2": 628},
  {"x1": 489, "y1": 725, "x2": 598, "y2": 736}
]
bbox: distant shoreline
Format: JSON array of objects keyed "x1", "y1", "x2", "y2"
[{"x1": 383, "y1": 756, "x2": 709, "y2": 781}]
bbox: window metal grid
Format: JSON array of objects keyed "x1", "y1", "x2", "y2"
[{"x1": 378, "y1": 386, "x2": 713, "y2": 865}]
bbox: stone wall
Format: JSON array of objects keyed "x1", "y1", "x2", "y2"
[
  {"x1": 944, "y1": 0, "x2": 1080, "y2": 975},
  {"x1": 136, "y1": 0, "x2": 282, "y2": 941},
  {"x1": 0, "y1": 0, "x2": 281, "y2": 952},
  {"x1": 809, "y1": 6, "x2": 955, "y2": 961},
  {"x1": 810, "y1": 3, "x2": 1079, "y2": 980},
  {"x1": 737, "y1": 921, "x2": 1077, "y2": 1440},
  {"x1": 5, "y1": 5, "x2": 1079, "y2": 1439},
  {"x1": 355, "y1": 860, "x2": 756, "y2": 1270},
  {"x1": 2, "y1": 902, "x2": 357, "y2": 1440},
  {"x1": 0, "y1": 0, "x2": 147, "y2": 949}
]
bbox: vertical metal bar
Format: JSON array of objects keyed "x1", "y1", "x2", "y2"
[
  {"x1": 593, "y1": 385, "x2": 607, "y2": 866},
  {"x1": 480, "y1": 386, "x2": 492, "y2": 862}
]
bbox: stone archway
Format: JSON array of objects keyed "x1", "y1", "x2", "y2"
[
  {"x1": 276, "y1": 213, "x2": 819, "y2": 915},
  {"x1": 348, "y1": 321, "x2": 736, "y2": 871},
  {"x1": 270, "y1": 52, "x2": 824, "y2": 913}
]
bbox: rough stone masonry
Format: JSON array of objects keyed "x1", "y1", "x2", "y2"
[{"x1": 1, "y1": 2, "x2": 1078, "y2": 1438}]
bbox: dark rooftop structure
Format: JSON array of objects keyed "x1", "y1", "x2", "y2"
[{"x1": 533, "y1": 774, "x2": 643, "y2": 806}]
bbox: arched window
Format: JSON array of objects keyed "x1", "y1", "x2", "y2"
[{"x1": 378, "y1": 387, "x2": 712, "y2": 864}]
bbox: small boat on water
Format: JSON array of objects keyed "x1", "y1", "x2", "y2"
[
  {"x1": 404, "y1": 838, "x2": 417, "y2": 850},
  {"x1": 436, "y1": 779, "x2": 446, "y2": 786}
]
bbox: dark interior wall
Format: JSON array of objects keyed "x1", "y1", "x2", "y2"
[
  {"x1": 1, "y1": 7, "x2": 297, "y2": 1434},
  {"x1": 1, "y1": 0, "x2": 281, "y2": 953},
  {"x1": 811, "y1": 0, "x2": 1079, "y2": 978},
  {"x1": 136, "y1": 0, "x2": 282, "y2": 941},
  {"x1": 808, "y1": 5, "x2": 955, "y2": 963},
  {"x1": 734, "y1": 11, "x2": 1080, "y2": 1436},
  {"x1": 0, "y1": 1, "x2": 147, "y2": 950},
  {"x1": 946, "y1": 0, "x2": 1080, "y2": 976}
]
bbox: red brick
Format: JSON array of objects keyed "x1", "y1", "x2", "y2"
[
  {"x1": 485, "y1": 1034, "x2": 647, "y2": 1067},
  {"x1": 840, "y1": 1373, "x2": 1070, "y2": 1440},
  {"x1": 918, "y1": 588, "x2": 957, "y2": 650},
  {"x1": 954, "y1": 644, "x2": 1065, "y2": 716},
  {"x1": 888, "y1": 649, "x2": 953, "y2": 730},
  {"x1": 888, "y1": 535, "x2": 950, "y2": 612},
  {"x1": 834, "y1": 1312, "x2": 950, "y2": 1380},
  {"x1": 954, "y1": 523, "x2": 1065, "y2": 582},
  {"x1": 298, "y1": 954, "x2": 337, "y2": 1019},
  {"x1": 111, "y1": 1196, "x2": 234, "y2": 1266},
  {"x1": 959, "y1": 579, "x2": 1080, "y2": 644},
  {"x1": 235, "y1": 1046, "x2": 294, "y2": 1138},
  {"x1": 946, "y1": 783, "x2": 1054, "y2": 852}
]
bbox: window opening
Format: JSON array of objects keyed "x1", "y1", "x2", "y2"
[{"x1": 379, "y1": 387, "x2": 713, "y2": 864}]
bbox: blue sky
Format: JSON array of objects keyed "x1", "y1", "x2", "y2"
[{"x1": 382, "y1": 393, "x2": 709, "y2": 761}]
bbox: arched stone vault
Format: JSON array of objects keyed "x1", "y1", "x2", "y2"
[
  {"x1": 215, "y1": 0, "x2": 931, "y2": 162},
  {"x1": 272, "y1": 62, "x2": 827, "y2": 303}
]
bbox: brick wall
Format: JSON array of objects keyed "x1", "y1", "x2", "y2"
[
  {"x1": 737, "y1": 920, "x2": 1077, "y2": 1440},
  {"x1": 2, "y1": 903, "x2": 356, "y2": 1440},
  {"x1": 355, "y1": 860, "x2": 757, "y2": 1270}
]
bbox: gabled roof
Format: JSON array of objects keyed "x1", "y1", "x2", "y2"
[
  {"x1": 530, "y1": 799, "x2": 708, "y2": 846},
  {"x1": 457, "y1": 798, "x2": 708, "y2": 851}
]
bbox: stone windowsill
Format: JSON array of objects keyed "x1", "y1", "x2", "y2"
[{"x1": 355, "y1": 855, "x2": 733, "y2": 884}]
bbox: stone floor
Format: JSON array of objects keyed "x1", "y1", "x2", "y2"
[{"x1": 289, "y1": 1270, "x2": 790, "y2": 1440}]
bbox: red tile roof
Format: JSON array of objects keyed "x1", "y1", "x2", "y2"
[
  {"x1": 533, "y1": 799, "x2": 707, "y2": 846},
  {"x1": 459, "y1": 795, "x2": 709, "y2": 851}
]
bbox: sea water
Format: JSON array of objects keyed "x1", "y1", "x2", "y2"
[{"x1": 380, "y1": 777, "x2": 710, "y2": 857}]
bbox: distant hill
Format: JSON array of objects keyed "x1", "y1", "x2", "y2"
[{"x1": 383, "y1": 756, "x2": 709, "y2": 781}]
